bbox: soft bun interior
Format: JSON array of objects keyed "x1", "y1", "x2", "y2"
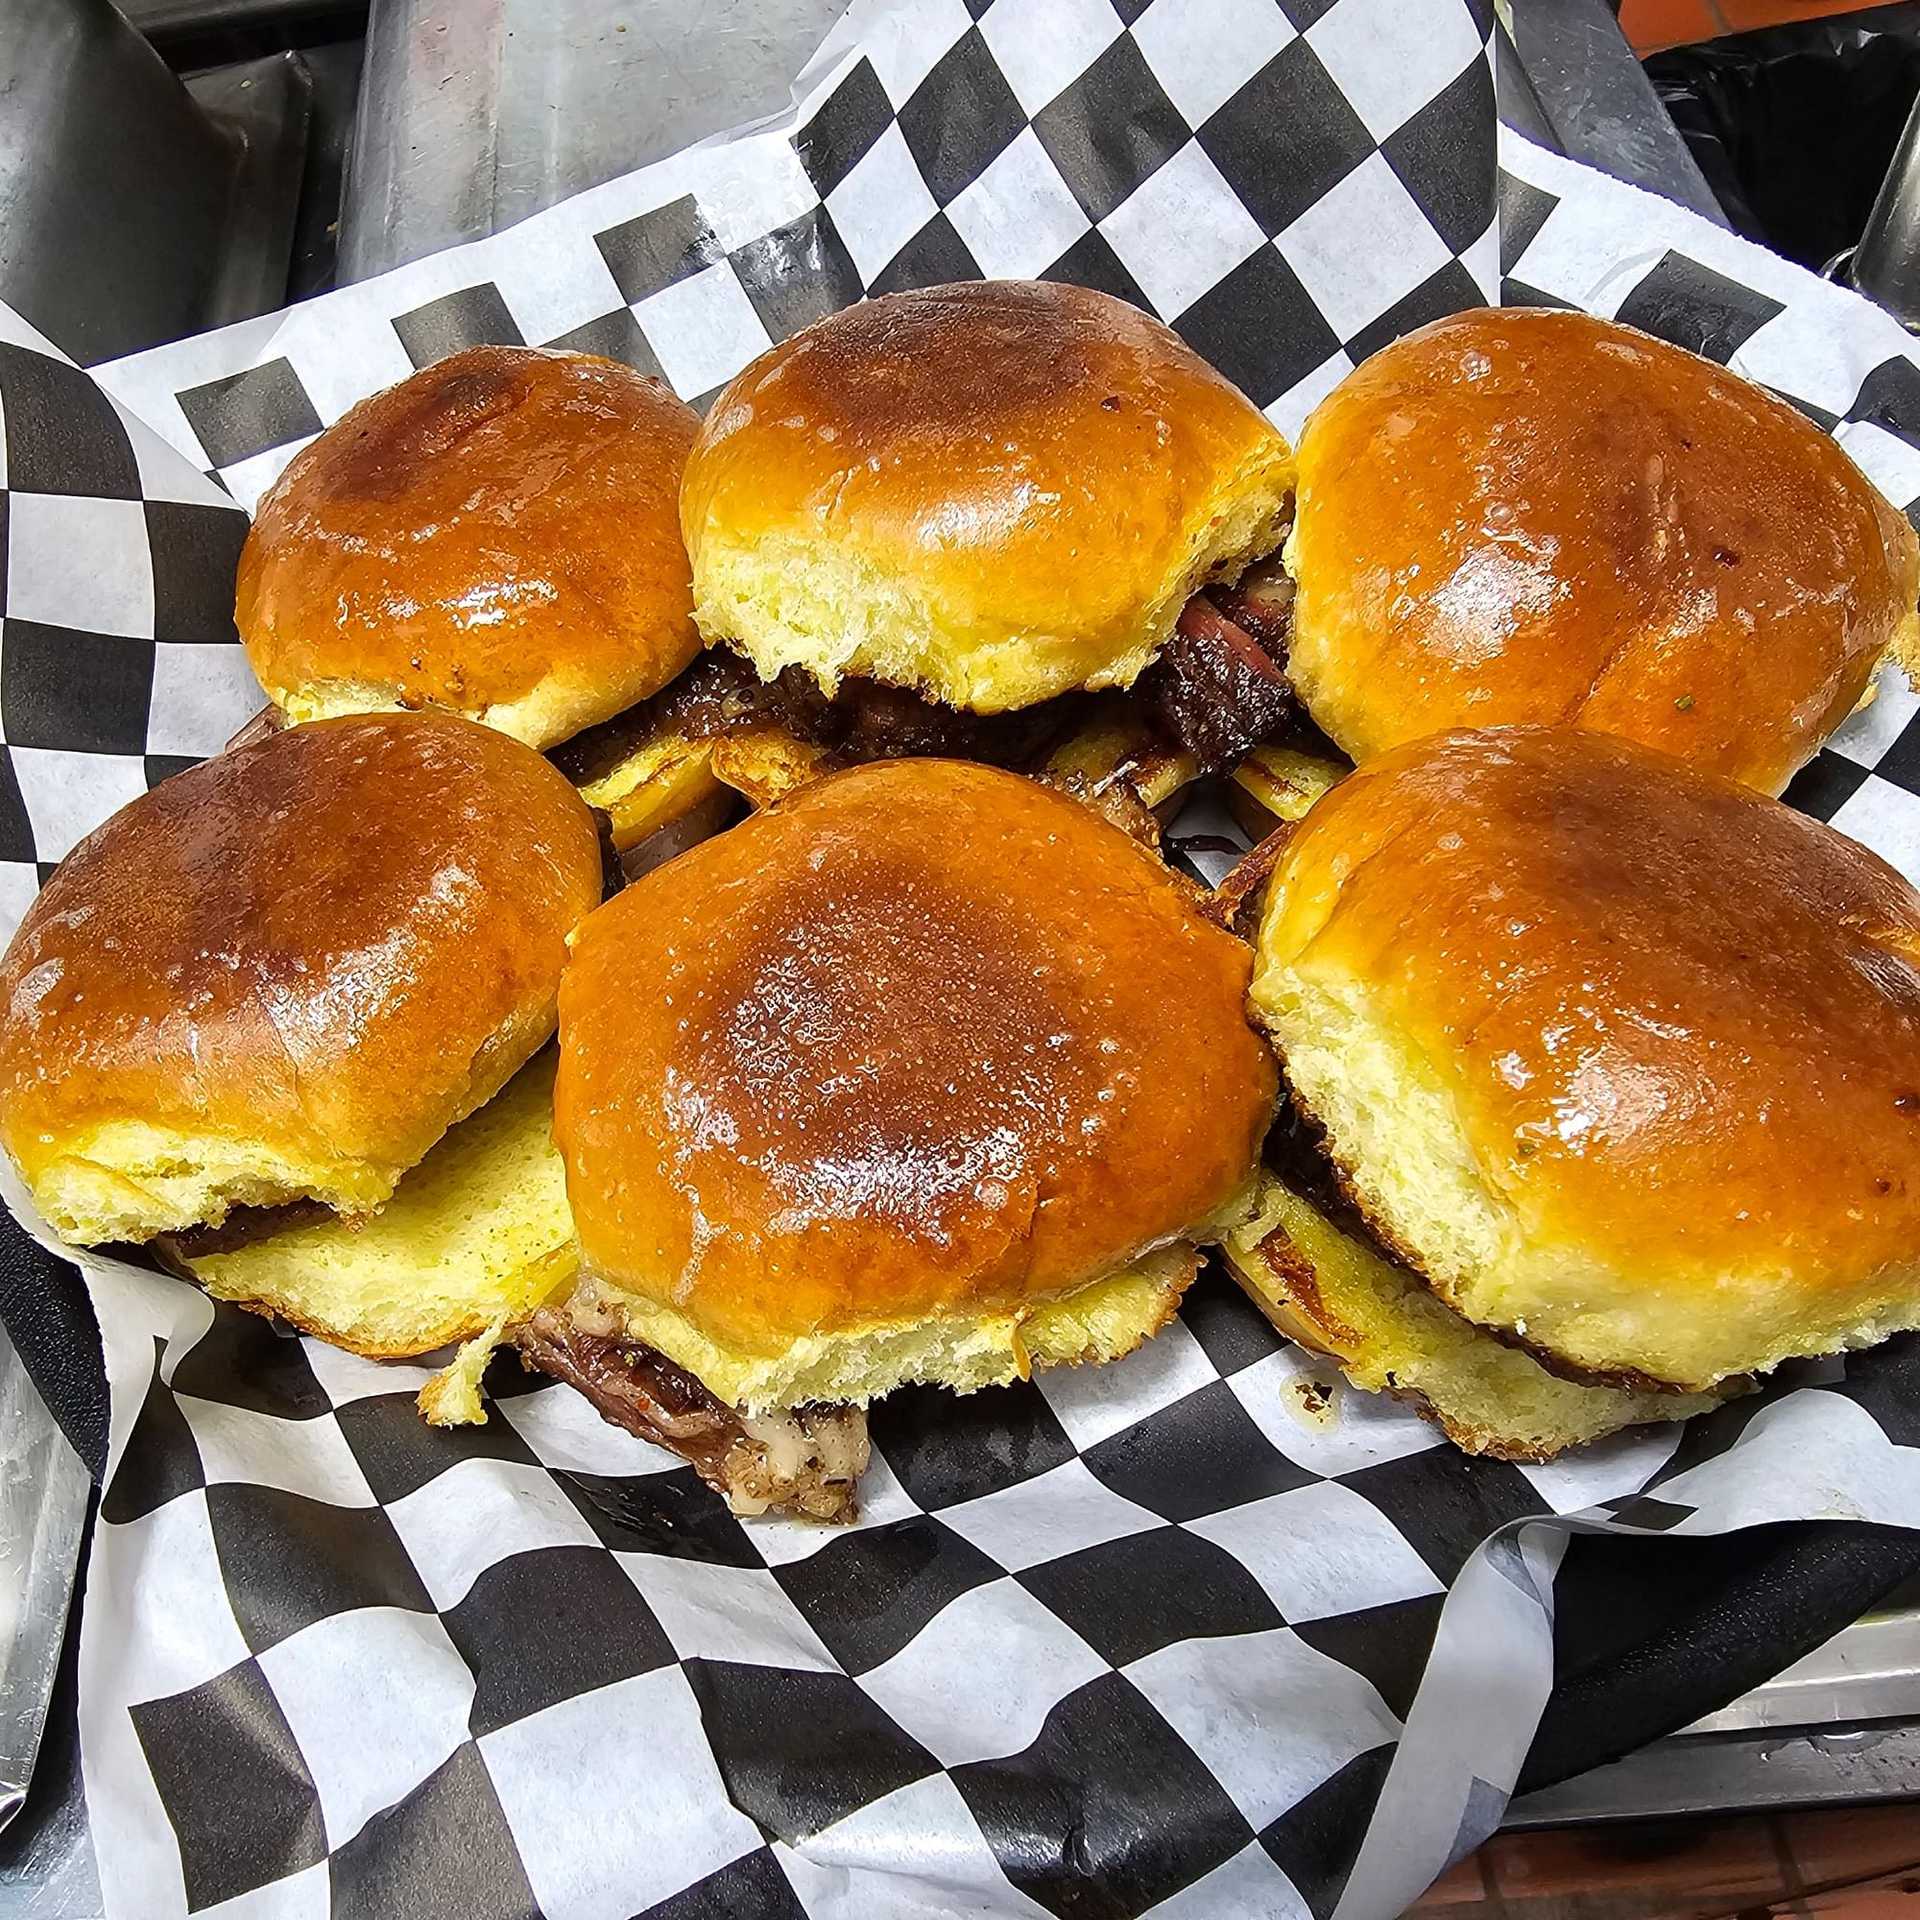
[
  {"x1": 682, "y1": 281, "x2": 1295, "y2": 714},
  {"x1": 575, "y1": 1240, "x2": 1200, "y2": 1414}
]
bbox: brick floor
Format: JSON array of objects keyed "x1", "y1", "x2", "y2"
[{"x1": 1405, "y1": 1806, "x2": 1920, "y2": 1918}]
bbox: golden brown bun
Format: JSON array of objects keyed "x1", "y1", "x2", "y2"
[
  {"x1": 681, "y1": 281, "x2": 1295, "y2": 713},
  {"x1": 0, "y1": 712, "x2": 602, "y2": 1243},
  {"x1": 1252, "y1": 725, "x2": 1920, "y2": 1392},
  {"x1": 1287, "y1": 308, "x2": 1920, "y2": 794},
  {"x1": 237, "y1": 348, "x2": 701, "y2": 750},
  {"x1": 556, "y1": 758, "x2": 1277, "y2": 1409}
]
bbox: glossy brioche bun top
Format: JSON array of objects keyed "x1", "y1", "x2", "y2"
[
  {"x1": 237, "y1": 347, "x2": 702, "y2": 750},
  {"x1": 680, "y1": 281, "x2": 1296, "y2": 713},
  {"x1": 1286, "y1": 308, "x2": 1920, "y2": 794},
  {"x1": 556, "y1": 758, "x2": 1277, "y2": 1408},
  {"x1": 1252, "y1": 725, "x2": 1920, "y2": 1392},
  {"x1": 0, "y1": 711, "x2": 603, "y2": 1245}
]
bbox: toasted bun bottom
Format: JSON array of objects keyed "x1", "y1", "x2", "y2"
[
  {"x1": 580, "y1": 1239, "x2": 1201, "y2": 1415},
  {"x1": 574, "y1": 730, "x2": 728, "y2": 851},
  {"x1": 1221, "y1": 1173, "x2": 1722, "y2": 1459},
  {"x1": 163, "y1": 1050, "x2": 572, "y2": 1359}
]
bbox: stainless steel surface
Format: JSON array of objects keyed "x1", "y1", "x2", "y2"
[
  {"x1": 0, "y1": 1330, "x2": 88, "y2": 1840},
  {"x1": 283, "y1": 36, "x2": 366, "y2": 301},
  {"x1": 0, "y1": 0, "x2": 311, "y2": 364},
  {"x1": 1508, "y1": 1721, "x2": 1920, "y2": 1826},
  {"x1": 0, "y1": 1576, "x2": 99, "y2": 1920},
  {"x1": 337, "y1": 0, "x2": 847, "y2": 282},
  {"x1": 1687, "y1": 1609, "x2": 1920, "y2": 1734},
  {"x1": 187, "y1": 55, "x2": 318, "y2": 329},
  {"x1": 1848, "y1": 87, "x2": 1920, "y2": 330},
  {"x1": 123, "y1": 0, "x2": 362, "y2": 39},
  {"x1": 1505, "y1": 1596, "x2": 1920, "y2": 1828},
  {"x1": 1507, "y1": 0, "x2": 1730, "y2": 228}
]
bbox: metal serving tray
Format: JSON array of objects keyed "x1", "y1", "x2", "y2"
[{"x1": 1509, "y1": 1581, "x2": 1920, "y2": 1826}]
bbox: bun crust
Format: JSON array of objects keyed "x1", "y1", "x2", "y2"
[
  {"x1": 1253, "y1": 725, "x2": 1920, "y2": 1390},
  {"x1": 1287, "y1": 309, "x2": 1920, "y2": 794},
  {"x1": 681, "y1": 281, "x2": 1295, "y2": 712},
  {"x1": 237, "y1": 347, "x2": 701, "y2": 749},
  {"x1": 556, "y1": 758, "x2": 1276, "y2": 1401},
  {"x1": 0, "y1": 711, "x2": 602, "y2": 1242}
]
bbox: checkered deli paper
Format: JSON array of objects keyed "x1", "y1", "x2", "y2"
[{"x1": 7, "y1": 0, "x2": 1920, "y2": 1911}]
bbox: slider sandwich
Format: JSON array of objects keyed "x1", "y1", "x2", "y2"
[
  {"x1": 1282, "y1": 307, "x2": 1920, "y2": 793},
  {"x1": 1223, "y1": 725, "x2": 1920, "y2": 1455},
  {"x1": 0, "y1": 712, "x2": 604, "y2": 1354},
  {"x1": 238, "y1": 345, "x2": 701, "y2": 752},
  {"x1": 234, "y1": 345, "x2": 737, "y2": 866},
  {"x1": 677, "y1": 278, "x2": 1301, "y2": 788},
  {"x1": 527, "y1": 757, "x2": 1278, "y2": 1518},
  {"x1": 0, "y1": 738, "x2": 1273, "y2": 1519}
]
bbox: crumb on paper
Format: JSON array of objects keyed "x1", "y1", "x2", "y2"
[
  {"x1": 418, "y1": 1315, "x2": 510, "y2": 1426},
  {"x1": 1291, "y1": 1373, "x2": 1338, "y2": 1426}
]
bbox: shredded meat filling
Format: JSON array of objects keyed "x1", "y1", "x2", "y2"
[
  {"x1": 1266, "y1": 1100, "x2": 1382, "y2": 1246},
  {"x1": 547, "y1": 651, "x2": 769, "y2": 787},
  {"x1": 552, "y1": 650, "x2": 1083, "y2": 786},
  {"x1": 163, "y1": 1199, "x2": 338, "y2": 1259},
  {"x1": 555, "y1": 544, "x2": 1298, "y2": 791},
  {"x1": 1143, "y1": 558, "x2": 1297, "y2": 777},
  {"x1": 761, "y1": 668, "x2": 1083, "y2": 768},
  {"x1": 514, "y1": 1306, "x2": 869, "y2": 1522},
  {"x1": 1213, "y1": 551, "x2": 1297, "y2": 657}
]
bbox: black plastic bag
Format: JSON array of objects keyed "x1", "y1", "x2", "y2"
[{"x1": 1646, "y1": 5, "x2": 1920, "y2": 269}]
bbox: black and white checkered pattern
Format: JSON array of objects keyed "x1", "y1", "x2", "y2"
[
  {"x1": 94, "y1": 0, "x2": 1495, "y2": 518},
  {"x1": 66, "y1": 1225, "x2": 1920, "y2": 1920},
  {"x1": 13, "y1": 5, "x2": 1920, "y2": 1913},
  {"x1": 0, "y1": 308, "x2": 253, "y2": 940}
]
